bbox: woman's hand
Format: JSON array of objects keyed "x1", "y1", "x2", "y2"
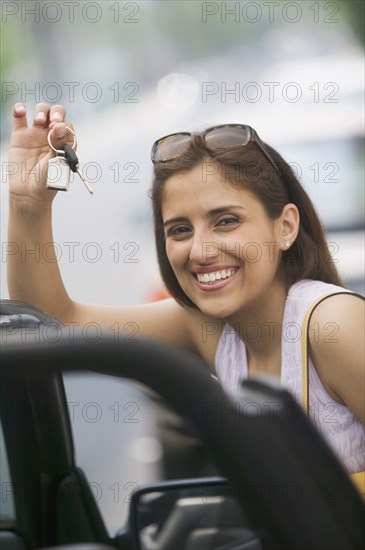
[{"x1": 8, "y1": 102, "x2": 74, "y2": 207}]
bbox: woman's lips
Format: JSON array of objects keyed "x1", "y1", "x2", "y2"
[{"x1": 192, "y1": 267, "x2": 240, "y2": 291}]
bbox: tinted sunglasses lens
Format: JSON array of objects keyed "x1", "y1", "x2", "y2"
[
  {"x1": 153, "y1": 134, "x2": 192, "y2": 162},
  {"x1": 204, "y1": 126, "x2": 251, "y2": 149}
]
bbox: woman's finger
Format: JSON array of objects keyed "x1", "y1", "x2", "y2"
[
  {"x1": 50, "y1": 104, "x2": 66, "y2": 124},
  {"x1": 33, "y1": 103, "x2": 51, "y2": 128},
  {"x1": 12, "y1": 103, "x2": 28, "y2": 131}
]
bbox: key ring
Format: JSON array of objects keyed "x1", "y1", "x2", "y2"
[{"x1": 47, "y1": 125, "x2": 77, "y2": 154}]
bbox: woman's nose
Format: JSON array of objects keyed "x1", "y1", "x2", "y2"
[{"x1": 189, "y1": 232, "x2": 220, "y2": 264}]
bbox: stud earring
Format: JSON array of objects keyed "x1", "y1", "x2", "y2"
[{"x1": 284, "y1": 241, "x2": 291, "y2": 250}]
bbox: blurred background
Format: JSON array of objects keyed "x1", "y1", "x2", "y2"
[{"x1": 1, "y1": 0, "x2": 364, "y2": 533}]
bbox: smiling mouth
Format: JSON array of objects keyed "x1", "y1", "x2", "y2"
[{"x1": 193, "y1": 268, "x2": 239, "y2": 285}]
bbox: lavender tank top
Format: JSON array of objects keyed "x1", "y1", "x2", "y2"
[{"x1": 215, "y1": 279, "x2": 365, "y2": 474}]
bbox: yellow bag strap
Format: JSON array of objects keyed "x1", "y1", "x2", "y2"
[{"x1": 301, "y1": 291, "x2": 365, "y2": 498}]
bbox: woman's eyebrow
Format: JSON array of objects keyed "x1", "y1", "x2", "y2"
[
  {"x1": 207, "y1": 205, "x2": 246, "y2": 216},
  {"x1": 163, "y1": 205, "x2": 246, "y2": 227},
  {"x1": 163, "y1": 216, "x2": 189, "y2": 227}
]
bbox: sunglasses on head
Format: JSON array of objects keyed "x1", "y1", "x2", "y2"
[{"x1": 151, "y1": 124, "x2": 281, "y2": 176}]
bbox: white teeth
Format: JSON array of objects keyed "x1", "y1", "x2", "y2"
[{"x1": 196, "y1": 268, "x2": 237, "y2": 284}]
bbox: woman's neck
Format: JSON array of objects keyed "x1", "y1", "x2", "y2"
[{"x1": 225, "y1": 280, "x2": 288, "y2": 376}]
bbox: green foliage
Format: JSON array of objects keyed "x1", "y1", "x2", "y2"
[{"x1": 339, "y1": 0, "x2": 365, "y2": 46}]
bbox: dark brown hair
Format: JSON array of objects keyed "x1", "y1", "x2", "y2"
[{"x1": 151, "y1": 133, "x2": 344, "y2": 309}]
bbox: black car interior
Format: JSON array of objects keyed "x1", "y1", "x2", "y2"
[{"x1": 1, "y1": 300, "x2": 364, "y2": 550}]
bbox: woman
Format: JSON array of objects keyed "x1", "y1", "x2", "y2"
[{"x1": 7, "y1": 103, "x2": 365, "y2": 478}]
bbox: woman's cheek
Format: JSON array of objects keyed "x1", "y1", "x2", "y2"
[{"x1": 166, "y1": 241, "x2": 185, "y2": 271}]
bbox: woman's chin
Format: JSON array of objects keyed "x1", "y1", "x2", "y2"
[{"x1": 194, "y1": 299, "x2": 235, "y2": 320}]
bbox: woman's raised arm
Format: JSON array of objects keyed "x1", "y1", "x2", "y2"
[
  {"x1": 7, "y1": 102, "x2": 74, "y2": 319},
  {"x1": 6, "y1": 103, "x2": 218, "y2": 361}
]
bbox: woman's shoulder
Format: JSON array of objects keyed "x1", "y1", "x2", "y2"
[
  {"x1": 285, "y1": 279, "x2": 354, "y2": 322},
  {"x1": 309, "y1": 290, "x2": 364, "y2": 345},
  {"x1": 287, "y1": 278, "x2": 349, "y2": 300},
  {"x1": 286, "y1": 278, "x2": 364, "y2": 325},
  {"x1": 308, "y1": 289, "x2": 364, "y2": 422}
]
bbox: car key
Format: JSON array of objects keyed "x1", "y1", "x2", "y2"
[
  {"x1": 46, "y1": 151, "x2": 70, "y2": 191},
  {"x1": 62, "y1": 143, "x2": 94, "y2": 195}
]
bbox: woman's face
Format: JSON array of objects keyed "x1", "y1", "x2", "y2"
[{"x1": 161, "y1": 163, "x2": 286, "y2": 319}]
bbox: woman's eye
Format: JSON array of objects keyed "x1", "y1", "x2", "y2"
[
  {"x1": 216, "y1": 216, "x2": 240, "y2": 227},
  {"x1": 166, "y1": 226, "x2": 191, "y2": 238}
]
